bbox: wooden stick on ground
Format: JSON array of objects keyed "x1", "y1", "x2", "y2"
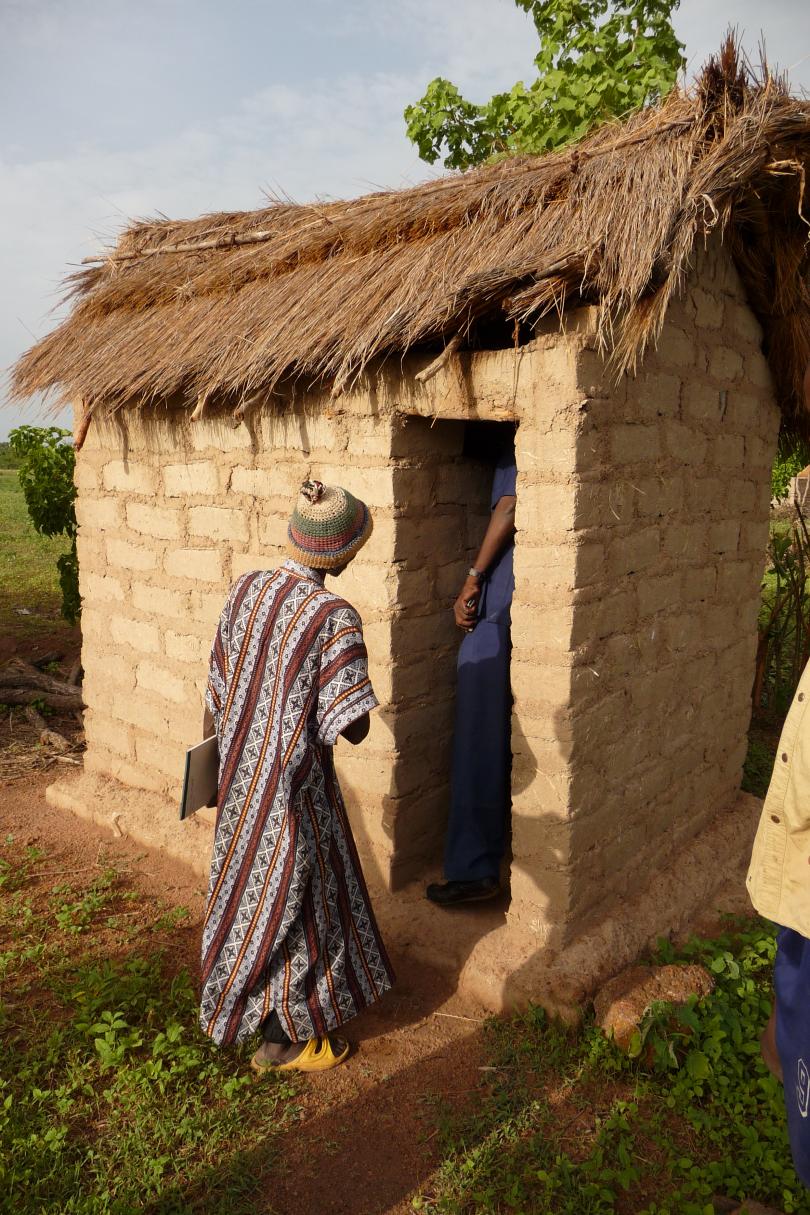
[
  {"x1": 2, "y1": 689, "x2": 83, "y2": 711},
  {"x1": 434, "y1": 1011, "x2": 487, "y2": 1023},
  {"x1": 31, "y1": 652, "x2": 65, "y2": 670},
  {"x1": 0, "y1": 659, "x2": 84, "y2": 712},
  {"x1": 0, "y1": 657, "x2": 77, "y2": 692}
]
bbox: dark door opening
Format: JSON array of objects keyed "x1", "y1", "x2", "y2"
[{"x1": 386, "y1": 417, "x2": 517, "y2": 891}]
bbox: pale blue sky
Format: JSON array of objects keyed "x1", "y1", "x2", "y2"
[{"x1": 2, "y1": 0, "x2": 808, "y2": 439}]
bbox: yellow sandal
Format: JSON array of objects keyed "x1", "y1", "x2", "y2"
[{"x1": 251, "y1": 1035, "x2": 350, "y2": 1074}]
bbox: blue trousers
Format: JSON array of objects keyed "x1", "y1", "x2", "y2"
[
  {"x1": 444, "y1": 622, "x2": 511, "y2": 882},
  {"x1": 775, "y1": 927, "x2": 810, "y2": 1188}
]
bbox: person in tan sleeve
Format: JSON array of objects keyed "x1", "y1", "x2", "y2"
[{"x1": 747, "y1": 360, "x2": 810, "y2": 1185}]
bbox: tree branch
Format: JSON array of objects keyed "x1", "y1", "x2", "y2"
[
  {"x1": 0, "y1": 660, "x2": 84, "y2": 710},
  {"x1": 415, "y1": 333, "x2": 463, "y2": 384}
]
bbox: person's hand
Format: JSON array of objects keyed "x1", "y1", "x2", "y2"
[{"x1": 453, "y1": 576, "x2": 481, "y2": 632}]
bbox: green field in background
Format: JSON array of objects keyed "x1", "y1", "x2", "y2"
[{"x1": 0, "y1": 469, "x2": 74, "y2": 646}]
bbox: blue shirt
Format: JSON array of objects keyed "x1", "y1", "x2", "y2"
[{"x1": 478, "y1": 444, "x2": 516, "y2": 627}]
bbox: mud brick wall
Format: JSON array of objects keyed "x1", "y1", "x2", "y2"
[
  {"x1": 74, "y1": 391, "x2": 492, "y2": 890},
  {"x1": 508, "y1": 238, "x2": 780, "y2": 948},
  {"x1": 76, "y1": 401, "x2": 399, "y2": 888}
]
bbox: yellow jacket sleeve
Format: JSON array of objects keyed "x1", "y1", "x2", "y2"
[{"x1": 748, "y1": 660, "x2": 810, "y2": 935}]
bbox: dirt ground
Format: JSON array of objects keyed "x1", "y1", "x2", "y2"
[
  {"x1": 0, "y1": 638, "x2": 766, "y2": 1214},
  {"x1": 0, "y1": 637, "x2": 84, "y2": 781},
  {"x1": 0, "y1": 613, "x2": 81, "y2": 667},
  {"x1": 0, "y1": 625, "x2": 496, "y2": 1213},
  {"x1": 1, "y1": 761, "x2": 493, "y2": 1215}
]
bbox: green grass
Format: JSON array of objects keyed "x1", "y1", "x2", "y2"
[
  {"x1": 0, "y1": 442, "x2": 20, "y2": 470},
  {"x1": 415, "y1": 922, "x2": 807, "y2": 1215},
  {"x1": 0, "y1": 468, "x2": 74, "y2": 645},
  {"x1": 3, "y1": 856, "x2": 800, "y2": 1215},
  {"x1": 0, "y1": 839, "x2": 298, "y2": 1214}
]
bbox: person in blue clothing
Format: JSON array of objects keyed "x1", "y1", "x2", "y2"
[{"x1": 427, "y1": 437, "x2": 517, "y2": 906}]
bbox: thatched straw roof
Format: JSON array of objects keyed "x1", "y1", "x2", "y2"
[{"x1": 11, "y1": 44, "x2": 810, "y2": 432}]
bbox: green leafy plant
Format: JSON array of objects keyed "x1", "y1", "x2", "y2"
[
  {"x1": 50, "y1": 869, "x2": 118, "y2": 935},
  {"x1": 414, "y1": 921, "x2": 808, "y2": 1215},
  {"x1": 8, "y1": 425, "x2": 79, "y2": 623},
  {"x1": 0, "y1": 842, "x2": 299, "y2": 1214},
  {"x1": 404, "y1": 0, "x2": 685, "y2": 169},
  {"x1": 772, "y1": 443, "x2": 809, "y2": 503}
]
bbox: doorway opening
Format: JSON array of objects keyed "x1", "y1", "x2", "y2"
[{"x1": 386, "y1": 417, "x2": 518, "y2": 891}]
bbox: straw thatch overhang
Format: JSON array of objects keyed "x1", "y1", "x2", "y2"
[{"x1": 11, "y1": 47, "x2": 810, "y2": 435}]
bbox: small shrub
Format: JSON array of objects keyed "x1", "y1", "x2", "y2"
[
  {"x1": 772, "y1": 444, "x2": 809, "y2": 503},
  {"x1": 8, "y1": 426, "x2": 79, "y2": 624}
]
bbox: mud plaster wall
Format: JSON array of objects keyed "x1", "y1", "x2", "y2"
[
  {"x1": 74, "y1": 389, "x2": 493, "y2": 891},
  {"x1": 507, "y1": 237, "x2": 780, "y2": 950}
]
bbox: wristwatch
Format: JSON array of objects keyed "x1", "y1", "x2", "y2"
[{"x1": 468, "y1": 566, "x2": 484, "y2": 581}]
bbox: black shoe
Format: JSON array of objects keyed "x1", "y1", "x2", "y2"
[{"x1": 425, "y1": 878, "x2": 501, "y2": 906}]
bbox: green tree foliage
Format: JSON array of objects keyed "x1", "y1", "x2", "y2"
[
  {"x1": 404, "y1": 0, "x2": 686, "y2": 169},
  {"x1": 8, "y1": 426, "x2": 80, "y2": 624},
  {"x1": 771, "y1": 443, "x2": 808, "y2": 502}
]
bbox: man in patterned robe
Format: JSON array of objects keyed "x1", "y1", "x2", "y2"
[{"x1": 200, "y1": 480, "x2": 394, "y2": 1072}]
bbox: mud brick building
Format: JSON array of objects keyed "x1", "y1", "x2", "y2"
[{"x1": 13, "y1": 68, "x2": 810, "y2": 1011}]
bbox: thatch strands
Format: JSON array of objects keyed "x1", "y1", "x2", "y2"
[{"x1": 10, "y1": 42, "x2": 810, "y2": 431}]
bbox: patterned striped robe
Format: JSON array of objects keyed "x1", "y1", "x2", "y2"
[{"x1": 200, "y1": 558, "x2": 394, "y2": 1046}]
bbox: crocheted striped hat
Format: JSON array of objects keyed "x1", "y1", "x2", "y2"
[{"x1": 287, "y1": 479, "x2": 372, "y2": 570}]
